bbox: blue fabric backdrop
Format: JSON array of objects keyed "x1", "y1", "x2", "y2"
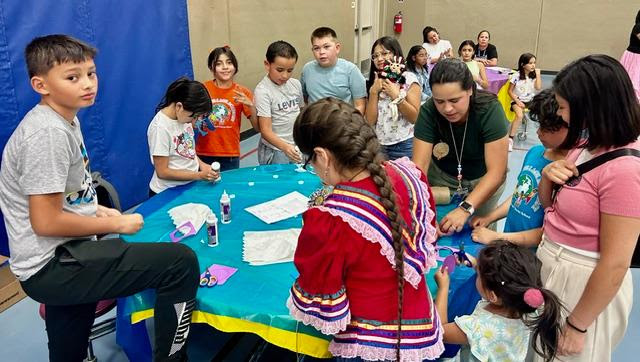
[{"x1": 0, "y1": 0, "x2": 194, "y2": 256}]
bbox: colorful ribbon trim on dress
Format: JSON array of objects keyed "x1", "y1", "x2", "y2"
[
  {"x1": 317, "y1": 158, "x2": 437, "y2": 288},
  {"x1": 288, "y1": 281, "x2": 351, "y2": 335},
  {"x1": 330, "y1": 309, "x2": 444, "y2": 361}
]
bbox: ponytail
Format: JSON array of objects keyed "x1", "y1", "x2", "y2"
[
  {"x1": 477, "y1": 241, "x2": 564, "y2": 362},
  {"x1": 525, "y1": 288, "x2": 563, "y2": 362}
]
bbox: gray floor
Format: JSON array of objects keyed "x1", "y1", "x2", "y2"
[{"x1": 1, "y1": 80, "x2": 639, "y2": 360}]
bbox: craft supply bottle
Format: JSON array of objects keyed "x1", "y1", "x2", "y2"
[
  {"x1": 211, "y1": 162, "x2": 221, "y2": 182},
  {"x1": 206, "y1": 213, "x2": 219, "y2": 247},
  {"x1": 220, "y1": 190, "x2": 231, "y2": 224}
]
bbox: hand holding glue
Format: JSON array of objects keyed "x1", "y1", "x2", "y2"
[
  {"x1": 294, "y1": 146, "x2": 306, "y2": 172},
  {"x1": 285, "y1": 145, "x2": 302, "y2": 163},
  {"x1": 211, "y1": 162, "x2": 221, "y2": 182}
]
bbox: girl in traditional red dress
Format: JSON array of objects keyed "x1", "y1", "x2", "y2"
[{"x1": 288, "y1": 98, "x2": 444, "y2": 361}]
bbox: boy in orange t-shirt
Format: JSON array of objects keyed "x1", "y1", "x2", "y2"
[{"x1": 196, "y1": 46, "x2": 258, "y2": 170}]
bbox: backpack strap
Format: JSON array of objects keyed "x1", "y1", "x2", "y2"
[
  {"x1": 554, "y1": 148, "x2": 640, "y2": 192},
  {"x1": 556, "y1": 148, "x2": 640, "y2": 268},
  {"x1": 574, "y1": 148, "x2": 640, "y2": 177}
]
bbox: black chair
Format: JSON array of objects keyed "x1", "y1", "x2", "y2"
[{"x1": 92, "y1": 171, "x2": 121, "y2": 212}]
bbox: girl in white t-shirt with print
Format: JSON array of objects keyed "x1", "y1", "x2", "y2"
[
  {"x1": 147, "y1": 78, "x2": 218, "y2": 196},
  {"x1": 365, "y1": 36, "x2": 421, "y2": 160},
  {"x1": 508, "y1": 53, "x2": 542, "y2": 151}
]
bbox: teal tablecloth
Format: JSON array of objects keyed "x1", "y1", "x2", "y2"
[{"x1": 118, "y1": 164, "x2": 482, "y2": 359}]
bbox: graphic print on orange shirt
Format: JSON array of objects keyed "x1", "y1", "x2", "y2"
[
  {"x1": 208, "y1": 98, "x2": 236, "y2": 129},
  {"x1": 197, "y1": 80, "x2": 253, "y2": 157}
]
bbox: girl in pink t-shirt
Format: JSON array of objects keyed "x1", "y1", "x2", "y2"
[{"x1": 535, "y1": 55, "x2": 640, "y2": 362}]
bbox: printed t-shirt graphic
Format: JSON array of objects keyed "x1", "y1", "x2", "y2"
[{"x1": 197, "y1": 80, "x2": 253, "y2": 157}]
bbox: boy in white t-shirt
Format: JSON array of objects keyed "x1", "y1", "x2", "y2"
[{"x1": 255, "y1": 41, "x2": 304, "y2": 164}]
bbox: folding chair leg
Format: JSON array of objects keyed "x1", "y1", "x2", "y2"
[{"x1": 86, "y1": 341, "x2": 97, "y2": 362}]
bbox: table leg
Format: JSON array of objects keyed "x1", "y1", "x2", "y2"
[{"x1": 115, "y1": 298, "x2": 152, "y2": 362}]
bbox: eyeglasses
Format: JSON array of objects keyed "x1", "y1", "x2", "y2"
[
  {"x1": 371, "y1": 51, "x2": 391, "y2": 60},
  {"x1": 302, "y1": 154, "x2": 315, "y2": 170}
]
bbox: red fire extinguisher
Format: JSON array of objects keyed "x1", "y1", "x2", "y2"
[{"x1": 394, "y1": 11, "x2": 403, "y2": 33}]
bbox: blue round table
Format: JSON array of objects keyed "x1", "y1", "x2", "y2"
[{"x1": 116, "y1": 164, "x2": 482, "y2": 360}]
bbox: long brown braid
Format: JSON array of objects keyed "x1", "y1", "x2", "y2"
[{"x1": 293, "y1": 98, "x2": 407, "y2": 360}]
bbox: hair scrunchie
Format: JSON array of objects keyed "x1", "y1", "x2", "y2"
[{"x1": 523, "y1": 288, "x2": 544, "y2": 308}]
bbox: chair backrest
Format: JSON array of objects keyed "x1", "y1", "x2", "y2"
[{"x1": 92, "y1": 171, "x2": 122, "y2": 211}]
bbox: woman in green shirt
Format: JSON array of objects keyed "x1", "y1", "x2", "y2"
[{"x1": 413, "y1": 58, "x2": 509, "y2": 234}]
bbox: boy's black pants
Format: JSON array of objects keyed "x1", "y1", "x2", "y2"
[{"x1": 20, "y1": 238, "x2": 199, "y2": 362}]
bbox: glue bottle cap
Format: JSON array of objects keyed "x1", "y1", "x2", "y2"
[
  {"x1": 211, "y1": 162, "x2": 221, "y2": 171},
  {"x1": 206, "y1": 213, "x2": 218, "y2": 224},
  {"x1": 220, "y1": 190, "x2": 230, "y2": 202}
]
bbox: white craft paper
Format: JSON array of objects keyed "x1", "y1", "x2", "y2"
[
  {"x1": 167, "y1": 203, "x2": 213, "y2": 232},
  {"x1": 244, "y1": 191, "x2": 309, "y2": 224},
  {"x1": 242, "y1": 228, "x2": 301, "y2": 266}
]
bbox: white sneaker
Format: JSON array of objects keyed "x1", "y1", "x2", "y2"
[{"x1": 508, "y1": 138, "x2": 514, "y2": 152}]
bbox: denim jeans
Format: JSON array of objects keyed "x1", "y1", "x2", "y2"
[
  {"x1": 382, "y1": 137, "x2": 413, "y2": 160},
  {"x1": 197, "y1": 155, "x2": 240, "y2": 171},
  {"x1": 257, "y1": 142, "x2": 294, "y2": 165}
]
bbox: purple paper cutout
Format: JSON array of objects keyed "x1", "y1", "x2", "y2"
[
  {"x1": 435, "y1": 245, "x2": 461, "y2": 261},
  {"x1": 443, "y1": 255, "x2": 457, "y2": 274},
  {"x1": 199, "y1": 264, "x2": 238, "y2": 286},
  {"x1": 169, "y1": 221, "x2": 197, "y2": 242}
]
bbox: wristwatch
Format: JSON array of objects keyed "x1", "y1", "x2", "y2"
[{"x1": 458, "y1": 200, "x2": 475, "y2": 215}]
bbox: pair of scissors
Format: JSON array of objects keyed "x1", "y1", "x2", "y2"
[
  {"x1": 454, "y1": 241, "x2": 473, "y2": 267},
  {"x1": 199, "y1": 270, "x2": 217, "y2": 287}
]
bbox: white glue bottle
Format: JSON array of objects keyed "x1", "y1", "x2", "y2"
[
  {"x1": 220, "y1": 190, "x2": 231, "y2": 224},
  {"x1": 211, "y1": 162, "x2": 221, "y2": 182},
  {"x1": 205, "y1": 213, "x2": 219, "y2": 247}
]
